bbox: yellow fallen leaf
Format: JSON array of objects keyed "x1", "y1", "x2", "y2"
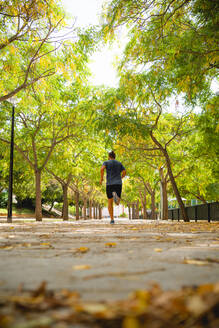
[
  {"x1": 0, "y1": 245, "x2": 14, "y2": 250},
  {"x1": 183, "y1": 259, "x2": 209, "y2": 266},
  {"x1": 76, "y1": 247, "x2": 90, "y2": 253},
  {"x1": 154, "y1": 248, "x2": 163, "y2": 252},
  {"x1": 10, "y1": 227, "x2": 14, "y2": 229},
  {"x1": 123, "y1": 316, "x2": 140, "y2": 328},
  {"x1": 76, "y1": 303, "x2": 108, "y2": 314},
  {"x1": 40, "y1": 242, "x2": 51, "y2": 246},
  {"x1": 22, "y1": 243, "x2": 32, "y2": 248},
  {"x1": 105, "y1": 242, "x2": 117, "y2": 247},
  {"x1": 72, "y1": 265, "x2": 91, "y2": 270}
]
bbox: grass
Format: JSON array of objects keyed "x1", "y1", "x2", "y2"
[{"x1": 0, "y1": 206, "x2": 35, "y2": 216}]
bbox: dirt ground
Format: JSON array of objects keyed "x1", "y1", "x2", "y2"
[{"x1": 0, "y1": 218, "x2": 218, "y2": 301}]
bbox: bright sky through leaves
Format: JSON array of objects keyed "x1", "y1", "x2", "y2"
[{"x1": 61, "y1": 0, "x2": 121, "y2": 87}]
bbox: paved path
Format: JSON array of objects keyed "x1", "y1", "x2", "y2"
[{"x1": 0, "y1": 218, "x2": 218, "y2": 301}]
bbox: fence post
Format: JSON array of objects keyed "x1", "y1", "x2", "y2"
[{"x1": 178, "y1": 208, "x2": 180, "y2": 222}]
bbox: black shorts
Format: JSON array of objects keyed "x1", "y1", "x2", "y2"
[{"x1": 106, "y1": 184, "x2": 122, "y2": 199}]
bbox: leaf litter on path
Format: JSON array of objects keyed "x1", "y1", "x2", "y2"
[{"x1": 0, "y1": 281, "x2": 219, "y2": 328}]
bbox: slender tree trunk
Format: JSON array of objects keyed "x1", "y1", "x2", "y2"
[
  {"x1": 128, "y1": 205, "x2": 131, "y2": 220},
  {"x1": 95, "y1": 204, "x2": 97, "y2": 219},
  {"x1": 93, "y1": 202, "x2": 96, "y2": 219},
  {"x1": 164, "y1": 150, "x2": 188, "y2": 221},
  {"x1": 98, "y1": 205, "x2": 102, "y2": 220},
  {"x1": 35, "y1": 169, "x2": 42, "y2": 221},
  {"x1": 132, "y1": 203, "x2": 135, "y2": 219},
  {"x1": 160, "y1": 180, "x2": 168, "y2": 219},
  {"x1": 89, "y1": 199, "x2": 92, "y2": 219},
  {"x1": 150, "y1": 132, "x2": 189, "y2": 222},
  {"x1": 75, "y1": 191, "x2": 79, "y2": 220},
  {"x1": 151, "y1": 191, "x2": 156, "y2": 220},
  {"x1": 140, "y1": 191, "x2": 148, "y2": 219},
  {"x1": 62, "y1": 184, "x2": 68, "y2": 221},
  {"x1": 49, "y1": 200, "x2": 55, "y2": 212},
  {"x1": 136, "y1": 200, "x2": 139, "y2": 219},
  {"x1": 83, "y1": 197, "x2": 87, "y2": 219},
  {"x1": 159, "y1": 167, "x2": 168, "y2": 220}
]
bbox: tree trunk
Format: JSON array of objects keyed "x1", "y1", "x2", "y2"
[
  {"x1": 98, "y1": 206, "x2": 102, "y2": 220},
  {"x1": 49, "y1": 200, "x2": 55, "y2": 212},
  {"x1": 83, "y1": 197, "x2": 87, "y2": 219},
  {"x1": 151, "y1": 191, "x2": 156, "y2": 220},
  {"x1": 132, "y1": 203, "x2": 135, "y2": 219},
  {"x1": 95, "y1": 204, "x2": 97, "y2": 219},
  {"x1": 136, "y1": 200, "x2": 139, "y2": 219},
  {"x1": 75, "y1": 191, "x2": 79, "y2": 220},
  {"x1": 62, "y1": 184, "x2": 68, "y2": 221},
  {"x1": 140, "y1": 191, "x2": 148, "y2": 219},
  {"x1": 160, "y1": 180, "x2": 168, "y2": 219},
  {"x1": 150, "y1": 131, "x2": 189, "y2": 222},
  {"x1": 35, "y1": 169, "x2": 42, "y2": 221},
  {"x1": 159, "y1": 167, "x2": 168, "y2": 220},
  {"x1": 128, "y1": 205, "x2": 131, "y2": 220},
  {"x1": 164, "y1": 150, "x2": 188, "y2": 221},
  {"x1": 89, "y1": 199, "x2": 92, "y2": 219},
  {"x1": 93, "y1": 203, "x2": 96, "y2": 219}
]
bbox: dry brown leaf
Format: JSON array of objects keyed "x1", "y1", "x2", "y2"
[{"x1": 186, "y1": 295, "x2": 208, "y2": 315}]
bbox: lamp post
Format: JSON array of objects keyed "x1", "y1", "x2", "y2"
[{"x1": 7, "y1": 104, "x2": 15, "y2": 223}]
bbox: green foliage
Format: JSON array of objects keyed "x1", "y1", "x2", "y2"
[
  {"x1": 0, "y1": 191, "x2": 8, "y2": 208},
  {"x1": 103, "y1": 0, "x2": 219, "y2": 104}
]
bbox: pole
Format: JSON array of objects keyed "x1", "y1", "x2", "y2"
[{"x1": 7, "y1": 105, "x2": 15, "y2": 223}]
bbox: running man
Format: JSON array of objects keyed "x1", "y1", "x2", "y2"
[{"x1": 100, "y1": 151, "x2": 126, "y2": 224}]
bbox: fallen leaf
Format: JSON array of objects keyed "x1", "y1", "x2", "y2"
[
  {"x1": 22, "y1": 243, "x2": 32, "y2": 248},
  {"x1": 0, "y1": 245, "x2": 14, "y2": 250},
  {"x1": 76, "y1": 302, "x2": 108, "y2": 315},
  {"x1": 40, "y1": 242, "x2": 51, "y2": 246},
  {"x1": 154, "y1": 248, "x2": 163, "y2": 252},
  {"x1": 76, "y1": 247, "x2": 90, "y2": 254},
  {"x1": 105, "y1": 242, "x2": 117, "y2": 247},
  {"x1": 186, "y1": 295, "x2": 207, "y2": 315},
  {"x1": 72, "y1": 265, "x2": 91, "y2": 270},
  {"x1": 123, "y1": 316, "x2": 140, "y2": 328},
  {"x1": 183, "y1": 259, "x2": 209, "y2": 266}
]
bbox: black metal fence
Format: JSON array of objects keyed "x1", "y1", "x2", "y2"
[{"x1": 168, "y1": 202, "x2": 219, "y2": 222}]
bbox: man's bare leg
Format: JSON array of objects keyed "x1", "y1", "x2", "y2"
[{"x1": 108, "y1": 198, "x2": 114, "y2": 222}]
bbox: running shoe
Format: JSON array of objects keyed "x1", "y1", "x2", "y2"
[
  {"x1": 110, "y1": 220, "x2": 115, "y2": 224},
  {"x1": 112, "y1": 191, "x2": 120, "y2": 205}
]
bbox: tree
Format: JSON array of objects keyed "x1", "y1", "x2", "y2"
[
  {"x1": 0, "y1": 0, "x2": 68, "y2": 102},
  {"x1": 103, "y1": 0, "x2": 219, "y2": 104}
]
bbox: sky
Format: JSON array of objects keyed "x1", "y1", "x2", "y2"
[{"x1": 61, "y1": 0, "x2": 122, "y2": 87}]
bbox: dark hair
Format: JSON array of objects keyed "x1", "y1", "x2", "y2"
[{"x1": 108, "y1": 151, "x2": 116, "y2": 159}]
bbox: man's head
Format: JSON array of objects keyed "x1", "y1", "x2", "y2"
[{"x1": 108, "y1": 151, "x2": 116, "y2": 159}]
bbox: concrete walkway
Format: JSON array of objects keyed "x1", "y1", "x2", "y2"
[{"x1": 0, "y1": 218, "x2": 218, "y2": 301}]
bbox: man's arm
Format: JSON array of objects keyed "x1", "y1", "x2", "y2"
[
  {"x1": 100, "y1": 165, "x2": 106, "y2": 185},
  {"x1": 121, "y1": 170, "x2": 126, "y2": 179}
]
